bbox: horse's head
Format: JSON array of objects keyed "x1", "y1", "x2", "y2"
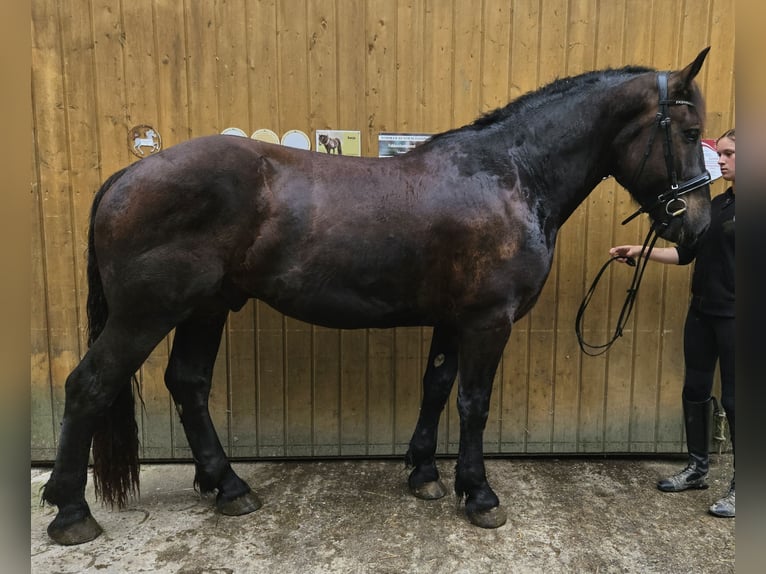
[{"x1": 611, "y1": 48, "x2": 712, "y2": 248}]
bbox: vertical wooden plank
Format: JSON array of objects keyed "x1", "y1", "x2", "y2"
[
  {"x1": 510, "y1": 0, "x2": 555, "y2": 453},
  {"x1": 229, "y1": 304, "x2": 258, "y2": 458},
  {"x1": 498, "y1": 0, "x2": 530, "y2": 453},
  {"x1": 59, "y1": 2, "x2": 101, "y2": 355},
  {"x1": 446, "y1": 0, "x2": 483, "y2": 454},
  {"x1": 214, "y1": 0, "x2": 257, "y2": 458},
  {"x1": 201, "y1": 1, "x2": 243, "y2": 457},
  {"x1": 184, "y1": 0, "x2": 220, "y2": 138},
  {"x1": 31, "y1": 137, "x2": 55, "y2": 461},
  {"x1": 257, "y1": 305, "x2": 287, "y2": 457},
  {"x1": 562, "y1": 0, "x2": 598, "y2": 452},
  {"x1": 389, "y1": 0, "x2": 425, "y2": 455},
  {"x1": 481, "y1": 0, "x2": 512, "y2": 112},
  {"x1": 395, "y1": 0, "x2": 424, "y2": 132},
  {"x1": 153, "y1": 0, "x2": 191, "y2": 147},
  {"x1": 247, "y1": 0, "x2": 280, "y2": 131},
  {"x1": 451, "y1": 0, "x2": 482, "y2": 127},
  {"x1": 32, "y1": 0, "x2": 81, "y2": 452},
  {"x1": 703, "y1": 0, "x2": 735, "y2": 140},
  {"x1": 620, "y1": 0, "x2": 664, "y2": 453},
  {"x1": 277, "y1": 0, "x2": 310, "y2": 131},
  {"x1": 177, "y1": 0, "x2": 221, "y2": 459},
  {"x1": 276, "y1": 0, "x2": 314, "y2": 456},
  {"x1": 476, "y1": 0, "x2": 509, "y2": 453},
  {"x1": 651, "y1": 0, "x2": 689, "y2": 453},
  {"x1": 365, "y1": 0, "x2": 398, "y2": 454},
  {"x1": 536, "y1": 0, "x2": 582, "y2": 454},
  {"x1": 89, "y1": 0, "x2": 144, "y2": 452},
  {"x1": 313, "y1": 328, "x2": 341, "y2": 456},
  {"x1": 366, "y1": 0, "x2": 397, "y2": 146},
  {"x1": 367, "y1": 329, "x2": 395, "y2": 455},
  {"x1": 340, "y1": 331, "x2": 368, "y2": 456},
  {"x1": 243, "y1": 0, "x2": 282, "y2": 457},
  {"x1": 283, "y1": 275, "x2": 315, "y2": 453},
  {"x1": 393, "y1": 328, "x2": 422, "y2": 453},
  {"x1": 91, "y1": 0, "x2": 131, "y2": 178},
  {"x1": 586, "y1": 0, "x2": 626, "y2": 453},
  {"x1": 500, "y1": 327, "x2": 530, "y2": 452},
  {"x1": 422, "y1": 0, "x2": 453, "y2": 132},
  {"x1": 307, "y1": 0, "x2": 342, "y2": 456},
  {"x1": 337, "y1": 0, "x2": 369, "y2": 456},
  {"x1": 120, "y1": 0, "x2": 175, "y2": 460},
  {"x1": 308, "y1": 0, "x2": 338, "y2": 131}
]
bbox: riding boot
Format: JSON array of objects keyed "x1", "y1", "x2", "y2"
[
  {"x1": 709, "y1": 473, "x2": 735, "y2": 517},
  {"x1": 657, "y1": 396, "x2": 713, "y2": 492},
  {"x1": 710, "y1": 423, "x2": 735, "y2": 517}
]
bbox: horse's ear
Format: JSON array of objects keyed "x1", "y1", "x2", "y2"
[{"x1": 672, "y1": 47, "x2": 711, "y2": 89}]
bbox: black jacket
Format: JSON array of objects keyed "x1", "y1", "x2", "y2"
[{"x1": 675, "y1": 187, "x2": 735, "y2": 317}]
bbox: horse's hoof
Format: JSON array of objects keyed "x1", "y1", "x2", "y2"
[
  {"x1": 47, "y1": 514, "x2": 103, "y2": 546},
  {"x1": 466, "y1": 505, "x2": 508, "y2": 529},
  {"x1": 218, "y1": 491, "x2": 263, "y2": 516},
  {"x1": 410, "y1": 480, "x2": 448, "y2": 500}
]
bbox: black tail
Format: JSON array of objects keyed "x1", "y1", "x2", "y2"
[{"x1": 86, "y1": 167, "x2": 141, "y2": 508}]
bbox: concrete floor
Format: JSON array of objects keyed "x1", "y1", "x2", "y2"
[{"x1": 31, "y1": 456, "x2": 735, "y2": 573}]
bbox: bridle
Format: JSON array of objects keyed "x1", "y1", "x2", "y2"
[
  {"x1": 576, "y1": 72, "x2": 711, "y2": 356},
  {"x1": 621, "y1": 72, "x2": 711, "y2": 225}
]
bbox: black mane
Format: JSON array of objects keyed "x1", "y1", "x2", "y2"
[{"x1": 428, "y1": 65, "x2": 655, "y2": 143}]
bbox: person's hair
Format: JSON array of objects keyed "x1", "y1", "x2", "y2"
[{"x1": 717, "y1": 128, "x2": 735, "y2": 143}]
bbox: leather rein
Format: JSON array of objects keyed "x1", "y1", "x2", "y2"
[{"x1": 575, "y1": 72, "x2": 711, "y2": 356}]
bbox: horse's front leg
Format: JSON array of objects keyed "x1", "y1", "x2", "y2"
[
  {"x1": 405, "y1": 326, "x2": 459, "y2": 500},
  {"x1": 454, "y1": 320, "x2": 511, "y2": 529},
  {"x1": 165, "y1": 304, "x2": 261, "y2": 516}
]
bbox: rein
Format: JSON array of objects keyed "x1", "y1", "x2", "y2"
[
  {"x1": 575, "y1": 72, "x2": 710, "y2": 356},
  {"x1": 575, "y1": 224, "x2": 661, "y2": 356}
]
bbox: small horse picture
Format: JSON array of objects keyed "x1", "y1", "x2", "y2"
[
  {"x1": 318, "y1": 133, "x2": 343, "y2": 155},
  {"x1": 130, "y1": 126, "x2": 161, "y2": 156}
]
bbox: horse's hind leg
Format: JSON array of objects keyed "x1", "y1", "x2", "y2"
[
  {"x1": 42, "y1": 316, "x2": 174, "y2": 545},
  {"x1": 405, "y1": 326, "x2": 459, "y2": 500},
  {"x1": 164, "y1": 302, "x2": 262, "y2": 516}
]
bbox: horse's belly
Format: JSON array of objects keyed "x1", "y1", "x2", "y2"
[{"x1": 260, "y1": 287, "x2": 428, "y2": 330}]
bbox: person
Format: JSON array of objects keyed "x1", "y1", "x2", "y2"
[{"x1": 609, "y1": 128, "x2": 735, "y2": 518}]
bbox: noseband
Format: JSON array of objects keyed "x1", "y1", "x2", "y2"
[
  {"x1": 621, "y1": 72, "x2": 711, "y2": 225},
  {"x1": 576, "y1": 72, "x2": 711, "y2": 356}
]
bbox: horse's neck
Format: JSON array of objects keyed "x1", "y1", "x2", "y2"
[{"x1": 507, "y1": 97, "x2": 622, "y2": 226}]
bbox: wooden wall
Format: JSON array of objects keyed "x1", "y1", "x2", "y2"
[{"x1": 31, "y1": 0, "x2": 736, "y2": 461}]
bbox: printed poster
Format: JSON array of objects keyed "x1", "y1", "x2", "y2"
[
  {"x1": 378, "y1": 133, "x2": 432, "y2": 158},
  {"x1": 315, "y1": 130, "x2": 361, "y2": 156}
]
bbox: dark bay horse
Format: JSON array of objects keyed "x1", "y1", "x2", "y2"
[{"x1": 43, "y1": 49, "x2": 712, "y2": 544}]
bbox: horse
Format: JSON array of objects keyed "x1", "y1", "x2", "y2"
[
  {"x1": 318, "y1": 133, "x2": 343, "y2": 155},
  {"x1": 42, "y1": 48, "x2": 712, "y2": 545},
  {"x1": 131, "y1": 128, "x2": 161, "y2": 155}
]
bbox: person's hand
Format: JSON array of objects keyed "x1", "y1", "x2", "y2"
[{"x1": 609, "y1": 245, "x2": 640, "y2": 265}]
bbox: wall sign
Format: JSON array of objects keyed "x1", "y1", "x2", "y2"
[
  {"x1": 315, "y1": 130, "x2": 361, "y2": 156},
  {"x1": 281, "y1": 129, "x2": 311, "y2": 150},
  {"x1": 129, "y1": 125, "x2": 162, "y2": 157},
  {"x1": 251, "y1": 129, "x2": 280, "y2": 144},
  {"x1": 378, "y1": 132, "x2": 431, "y2": 157},
  {"x1": 221, "y1": 127, "x2": 248, "y2": 137},
  {"x1": 701, "y1": 139, "x2": 722, "y2": 180}
]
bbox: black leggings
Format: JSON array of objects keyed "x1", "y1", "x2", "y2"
[{"x1": 682, "y1": 306, "x2": 735, "y2": 448}]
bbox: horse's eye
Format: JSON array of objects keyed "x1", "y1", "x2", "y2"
[{"x1": 684, "y1": 129, "x2": 700, "y2": 142}]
